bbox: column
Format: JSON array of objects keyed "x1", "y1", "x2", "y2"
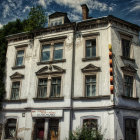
[{"x1": 44, "y1": 118, "x2": 49, "y2": 140}]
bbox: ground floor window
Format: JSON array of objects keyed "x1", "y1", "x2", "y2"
[
  {"x1": 4, "y1": 119, "x2": 17, "y2": 139},
  {"x1": 83, "y1": 119, "x2": 98, "y2": 130},
  {"x1": 125, "y1": 118, "x2": 137, "y2": 140}
]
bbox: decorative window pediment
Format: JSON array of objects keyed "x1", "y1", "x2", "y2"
[
  {"x1": 81, "y1": 64, "x2": 101, "y2": 73},
  {"x1": 121, "y1": 65, "x2": 137, "y2": 73},
  {"x1": 36, "y1": 65, "x2": 66, "y2": 76},
  {"x1": 10, "y1": 72, "x2": 24, "y2": 79}
]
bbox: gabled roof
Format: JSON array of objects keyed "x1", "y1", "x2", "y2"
[
  {"x1": 81, "y1": 64, "x2": 101, "y2": 73},
  {"x1": 121, "y1": 65, "x2": 137, "y2": 73},
  {"x1": 36, "y1": 65, "x2": 66, "y2": 75},
  {"x1": 49, "y1": 12, "x2": 67, "y2": 18},
  {"x1": 10, "y1": 72, "x2": 24, "y2": 79}
]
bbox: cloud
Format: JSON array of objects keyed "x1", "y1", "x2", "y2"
[
  {"x1": 53, "y1": 0, "x2": 115, "y2": 13},
  {"x1": 38, "y1": 0, "x2": 52, "y2": 8},
  {"x1": 68, "y1": 13, "x2": 81, "y2": 21},
  {"x1": 23, "y1": 6, "x2": 31, "y2": 13},
  {"x1": 130, "y1": 4, "x2": 140, "y2": 12},
  {"x1": 38, "y1": 0, "x2": 46, "y2": 7},
  {"x1": 3, "y1": 4, "x2": 10, "y2": 18}
]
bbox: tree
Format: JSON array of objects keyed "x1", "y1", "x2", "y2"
[
  {"x1": 68, "y1": 124, "x2": 103, "y2": 140},
  {"x1": 24, "y1": 5, "x2": 47, "y2": 31}
]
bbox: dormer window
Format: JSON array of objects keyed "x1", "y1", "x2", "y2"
[
  {"x1": 49, "y1": 12, "x2": 70, "y2": 27},
  {"x1": 50, "y1": 18, "x2": 63, "y2": 26}
]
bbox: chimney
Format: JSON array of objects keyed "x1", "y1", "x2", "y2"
[{"x1": 81, "y1": 4, "x2": 89, "y2": 20}]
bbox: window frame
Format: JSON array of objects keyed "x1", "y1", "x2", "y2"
[
  {"x1": 14, "y1": 46, "x2": 27, "y2": 67},
  {"x1": 120, "y1": 33, "x2": 133, "y2": 59},
  {"x1": 80, "y1": 116, "x2": 100, "y2": 128},
  {"x1": 83, "y1": 35, "x2": 99, "y2": 59},
  {"x1": 49, "y1": 16, "x2": 64, "y2": 27},
  {"x1": 36, "y1": 74, "x2": 63, "y2": 99},
  {"x1": 122, "y1": 73, "x2": 136, "y2": 98},
  {"x1": 40, "y1": 40, "x2": 65, "y2": 63},
  {"x1": 10, "y1": 80, "x2": 22, "y2": 100},
  {"x1": 83, "y1": 73, "x2": 99, "y2": 97}
]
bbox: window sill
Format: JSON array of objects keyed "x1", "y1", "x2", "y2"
[
  {"x1": 72, "y1": 95, "x2": 110, "y2": 100},
  {"x1": 121, "y1": 95, "x2": 138, "y2": 101},
  {"x1": 82, "y1": 57, "x2": 100, "y2": 62},
  {"x1": 120, "y1": 56, "x2": 135, "y2": 62},
  {"x1": 37, "y1": 59, "x2": 66, "y2": 65},
  {"x1": 3, "y1": 99, "x2": 27, "y2": 103},
  {"x1": 33, "y1": 97, "x2": 64, "y2": 101},
  {"x1": 12, "y1": 65, "x2": 25, "y2": 70}
]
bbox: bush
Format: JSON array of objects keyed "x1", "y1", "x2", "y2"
[{"x1": 68, "y1": 124, "x2": 103, "y2": 140}]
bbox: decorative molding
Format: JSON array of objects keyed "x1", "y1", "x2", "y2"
[
  {"x1": 10, "y1": 72, "x2": 24, "y2": 79},
  {"x1": 37, "y1": 59, "x2": 66, "y2": 65},
  {"x1": 72, "y1": 95, "x2": 110, "y2": 100},
  {"x1": 3, "y1": 99, "x2": 27, "y2": 103},
  {"x1": 15, "y1": 44, "x2": 28, "y2": 48},
  {"x1": 12, "y1": 65, "x2": 25, "y2": 70},
  {"x1": 36, "y1": 65, "x2": 66, "y2": 76},
  {"x1": 81, "y1": 64, "x2": 101, "y2": 73},
  {"x1": 82, "y1": 57, "x2": 100, "y2": 62},
  {"x1": 39, "y1": 36, "x2": 67, "y2": 43},
  {"x1": 121, "y1": 65, "x2": 137, "y2": 73},
  {"x1": 118, "y1": 31, "x2": 133, "y2": 38},
  {"x1": 120, "y1": 56, "x2": 135, "y2": 62},
  {"x1": 82, "y1": 32, "x2": 100, "y2": 37},
  {"x1": 33, "y1": 97, "x2": 64, "y2": 101}
]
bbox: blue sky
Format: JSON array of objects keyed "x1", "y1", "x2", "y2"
[{"x1": 0, "y1": 0, "x2": 140, "y2": 28}]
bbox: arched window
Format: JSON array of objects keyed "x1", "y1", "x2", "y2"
[{"x1": 4, "y1": 119, "x2": 17, "y2": 139}]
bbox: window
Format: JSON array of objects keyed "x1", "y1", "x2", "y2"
[
  {"x1": 122, "y1": 39, "x2": 131, "y2": 58},
  {"x1": 125, "y1": 118, "x2": 137, "y2": 140},
  {"x1": 50, "y1": 18, "x2": 63, "y2": 27},
  {"x1": 11, "y1": 81, "x2": 20, "y2": 100},
  {"x1": 15, "y1": 50, "x2": 24, "y2": 66},
  {"x1": 40, "y1": 42, "x2": 63, "y2": 62},
  {"x1": 124, "y1": 75, "x2": 133, "y2": 97},
  {"x1": 48, "y1": 119, "x2": 59, "y2": 140},
  {"x1": 53, "y1": 43, "x2": 63, "y2": 60},
  {"x1": 50, "y1": 77, "x2": 61, "y2": 97},
  {"x1": 37, "y1": 77, "x2": 61, "y2": 98},
  {"x1": 83, "y1": 119, "x2": 97, "y2": 130},
  {"x1": 85, "y1": 75, "x2": 96, "y2": 97},
  {"x1": 37, "y1": 79, "x2": 47, "y2": 98},
  {"x1": 4, "y1": 119, "x2": 17, "y2": 139},
  {"x1": 86, "y1": 39, "x2": 96, "y2": 58},
  {"x1": 41, "y1": 44, "x2": 51, "y2": 62}
]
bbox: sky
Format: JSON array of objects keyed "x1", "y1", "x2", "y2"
[{"x1": 0, "y1": 0, "x2": 140, "y2": 28}]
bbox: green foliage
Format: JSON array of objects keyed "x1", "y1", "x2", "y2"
[
  {"x1": 24, "y1": 5, "x2": 47, "y2": 31},
  {"x1": 68, "y1": 124, "x2": 103, "y2": 140}
]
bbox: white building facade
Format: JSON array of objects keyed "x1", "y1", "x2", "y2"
[{"x1": 1, "y1": 5, "x2": 140, "y2": 140}]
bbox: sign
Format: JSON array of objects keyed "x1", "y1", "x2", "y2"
[{"x1": 31, "y1": 110, "x2": 63, "y2": 117}]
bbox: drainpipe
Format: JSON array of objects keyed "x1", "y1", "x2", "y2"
[{"x1": 69, "y1": 22, "x2": 76, "y2": 137}]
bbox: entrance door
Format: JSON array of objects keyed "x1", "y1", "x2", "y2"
[
  {"x1": 125, "y1": 118, "x2": 137, "y2": 140},
  {"x1": 34, "y1": 119, "x2": 45, "y2": 140},
  {"x1": 48, "y1": 119, "x2": 59, "y2": 140}
]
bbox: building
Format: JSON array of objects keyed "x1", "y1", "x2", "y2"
[{"x1": 1, "y1": 4, "x2": 140, "y2": 140}]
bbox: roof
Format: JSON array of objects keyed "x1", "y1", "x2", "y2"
[
  {"x1": 49, "y1": 12, "x2": 67, "y2": 19},
  {"x1": 6, "y1": 15, "x2": 140, "y2": 42}
]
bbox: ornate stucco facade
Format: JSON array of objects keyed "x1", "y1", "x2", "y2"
[{"x1": 1, "y1": 5, "x2": 140, "y2": 140}]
